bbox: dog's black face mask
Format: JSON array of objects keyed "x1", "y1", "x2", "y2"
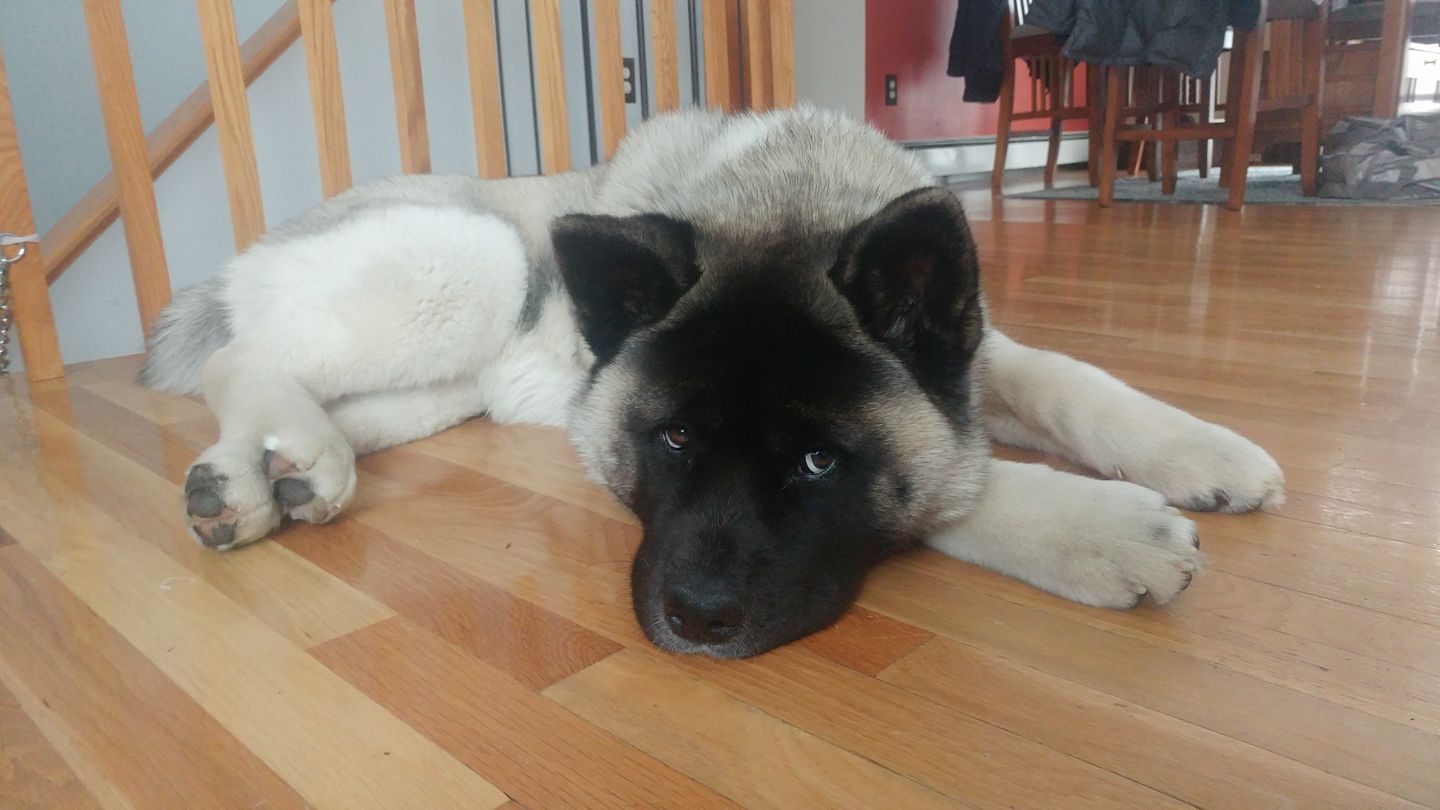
[{"x1": 554, "y1": 188, "x2": 985, "y2": 657}]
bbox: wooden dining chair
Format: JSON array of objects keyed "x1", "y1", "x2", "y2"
[
  {"x1": 1097, "y1": 0, "x2": 1329, "y2": 210},
  {"x1": 991, "y1": 0, "x2": 1090, "y2": 191}
]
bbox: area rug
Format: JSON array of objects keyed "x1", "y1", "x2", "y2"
[{"x1": 1008, "y1": 166, "x2": 1440, "y2": 206}]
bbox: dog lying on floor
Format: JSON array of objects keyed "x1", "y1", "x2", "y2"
[{"x1": 142, "y1": 106, "x2": 1283, "y2": 658}]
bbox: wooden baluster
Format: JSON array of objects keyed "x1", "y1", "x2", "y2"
[
  {"x1": 82, "y1": 0, "x2": 171, "y2": 334},
  {"x1": 0, "y1": 45, "x2": 63, "y2": 380},
  {"x1": 384, "y1": 0, "x2": 431, "y2": 174},
  {"x1": 298, "y1": 0, "x2": 351, "y2": 197},
  {"x1": 768, "y1": 0, "x2": 794, "y2": 107},
  {"x1": 650, "y1": 0, "x2": 682, "y2": 112},
  {"x1": 742, "y1": 0, "x2": 773, "y2": 110},
  {"x1": 703, "y1": 0, "x2": 738, "y2": 110},
  {"x1": 462, "y1": 0, "x2": 507, "y2": 178},
  {"x1": 594, "y1": 0, "x2": 627, "y2": 157},
  {"x1": 530, "y1": 0, "x2": 571, "y2": 174},
  {"x1": 196, "y1": 0, "x2": 266, "y2": 249}
]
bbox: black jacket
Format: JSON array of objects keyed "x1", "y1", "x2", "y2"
[
  {"x1": 947, "y1": 0, "x2": 1008, "y2": 103},
  {"x1": 1025, "y1": 0, "x2": 1262, "y2": 77}
]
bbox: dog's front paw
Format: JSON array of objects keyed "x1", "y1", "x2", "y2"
[
  {"x1": 1126, "y1": 422, "x2": 1284, "y2": 514},
  {"x1": 1055, "y1": 480, "x2": 1202, "y2": 608}
]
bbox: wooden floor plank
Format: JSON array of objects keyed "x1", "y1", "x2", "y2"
[
  {"x1": 313, "y1": 617, "x2": 737, "y2": 808},
  {"x1": 0, "y1": 666, "x2": 99, "y2": 810},
  {"x1": 544, "y1": 649, "x2": 964, "y2": 810},
  {"x1": 0, "y1": 546, "x2": 304, "y2": 810},
  {"x1": 0, "y1": 407, "x2": 509, "y2": 809},
  {"x1": 23, "y1": 386, "x2": 396, "y2": 648},
  {"x1": 667, "y1": 645, "x2": 1189, "y2": 808},
  {"x1": 283, "y1": 518, "x2": 621, "y2": 690},
  {"x1": 863, "y1": 560, "x2": 1440, "y2": 805},
  {"x1": 881, "y1": 636, "x2": 1421, "y2": 809}
]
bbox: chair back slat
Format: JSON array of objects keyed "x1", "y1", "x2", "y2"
[
  {"x1": 196, "y1": 0, "x2": 266, "y2": 249},
  {"x1": 298, "y1": 0, "x2": 352, "y2": 197},
  {"x1": 594, "y1": 0, "x2": 628, "y2": 157},
  {"x1": 383, "y1": 0, "x2": 431, "y2": 173},
  {"x1": 650, "y1": 0, "x2": 682, "y2": 111},
  {"x1": 462, "y1": 0, "x2": 508, "y2": 178},
  {"x1": 83, "y1": 0, "x2": 171, "y2": 332}
]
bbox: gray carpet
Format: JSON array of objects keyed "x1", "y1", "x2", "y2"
[{"x1": 1009, "y1": 166, "x2": 1440, "y2": 206}]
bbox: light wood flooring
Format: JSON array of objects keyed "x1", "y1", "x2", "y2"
[{"x1": 2, "y1": 179, "x2": 1438, "y2": 808}]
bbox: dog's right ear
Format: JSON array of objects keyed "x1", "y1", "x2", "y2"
[{"x1": 552, "y1": 213, "x2": 699, "y2": 366}]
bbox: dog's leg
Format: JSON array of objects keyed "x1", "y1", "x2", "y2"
[
  {"x1": 980, "y1": 330, "x2": 1284, "y2": 512},
  {"x1": 927, "y1": 460, "x2": 1201, "y2": 608},
  {"x1": 184, "y1": 343, "x2": 357, "y2": 549}
]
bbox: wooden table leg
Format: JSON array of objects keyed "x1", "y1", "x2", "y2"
[{"x1": 1300, "y1": 6, "x2": 1327, "y2": 196}]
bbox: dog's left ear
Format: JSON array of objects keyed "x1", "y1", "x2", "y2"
[
  {"x1": 831, "y1": 187, "x2": 985, "y2": 400},
  {"x1": 552, "y1": 213, "x2": 699, "y2": 366}
]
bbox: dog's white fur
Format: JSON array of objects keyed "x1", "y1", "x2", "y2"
[{"x1": 158, "y1": 109, "x2": 1284, "y2": 609}]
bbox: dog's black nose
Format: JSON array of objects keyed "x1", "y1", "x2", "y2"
[{"x1": 663, "y1": 585, "x2": 743, "y2": 644}]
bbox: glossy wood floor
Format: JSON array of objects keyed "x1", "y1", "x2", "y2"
[{"x1": 3, "y1": 177, "x2": 1439, "y2": 808}]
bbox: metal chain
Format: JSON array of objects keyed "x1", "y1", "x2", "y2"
[{"x1": 0, "y1": 235, "x2": 25, "y2": 375}]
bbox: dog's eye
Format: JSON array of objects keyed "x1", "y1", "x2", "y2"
[
  {"x1": 661, "y1": 424, "x2": 691, "y2": 451},
  {"x1": 801, "y1": 450, "x2": 837, "y2": 477}
]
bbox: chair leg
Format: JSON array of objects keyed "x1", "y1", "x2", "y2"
[
  {"x1": 1044, "y1": 115, "x2": 1063, "y2": 188},
  {"x1": 1300, "y1": 11, "x2": 1327, "y2": 196},
  {"x1": 1219, "y1": 44, "x2": 1242, "y2": 190},
  {"x1": 1227, "y1": 27, "x2": 1263, "y2": 211},
  {"x1": 991, "y1": 34, "x2": 1016, "y2": 192},
  {"x1": 1162, "y1": 111, "x2": 1178, "y2": 195},
  {"x1": 1128, "y1": 129, "x2": 1146, "y2": 176},
  {"x1": 1099, "y1": 66, "x2": 1123, "y2": 207},
  {"x1": 1197, "y1": 138, "x2": 1211, "y2": 178},
  {"x1": 1087, "y1": 65, "x2": 1102, "y2": 186}
]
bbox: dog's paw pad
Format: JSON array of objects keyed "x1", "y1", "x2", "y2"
[
  {"x1": 192, "y1": 520, "x2": 238, "y2": 550},
  {"x1": 181, "y1": 448, "x2": 282, "y2": 551},
  {"x1": 261, "y1": 439, "x2": 355, "y2": 525}
]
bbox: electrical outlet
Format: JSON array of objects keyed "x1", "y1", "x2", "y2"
[
  {"x1": 623, "y1": 57, "x2": 637, "y2": 104},
  {"x1": 884, "y1": 74, "x2": 898, "y2": 106}
]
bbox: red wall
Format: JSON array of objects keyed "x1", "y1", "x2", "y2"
[{"x1": 864, "y1": 0, "x2": 1084, "y2": 141}]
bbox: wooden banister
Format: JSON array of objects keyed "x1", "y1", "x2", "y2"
[
  {"x1": 594, "y1": 0, "x2": 627, "y2": 158},
  {"x1": 704, "y1": 0, "x2": 739, "y2": 110},
  {"x1": 0, "y1": 43, "x2": 64, "y2": 380},
  {"x1": 83, "y1": 0, "x2": 172, "y2": 335},
  {"x1": 384, "y1": 0, "x2": 430, "y2": 174},
  {"x1": 650, "y1": 0, "x2": 681, "y2": 112},
  {"x1": 462, "y1": 0, "x2": 507, "y2": 178},
  {"x1": 197, "y1": 0, "x2": 267, "y2": 250},
  {"x1": 42, "y1": 1, "x2": 300, "y2": 284},
  {"x1": 531, "y1": 0, "x2": 572, "y2": 174},
  {"x1": 298, "y1": 0, "x2": 353, "y2": 197}
]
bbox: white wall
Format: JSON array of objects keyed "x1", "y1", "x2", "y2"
[
  {"x1": 792, "y1": 0, "x2": 864, "y2": 120},
  {"x1": 5, "y1": 0, "x2": 712, "y2": 372}
]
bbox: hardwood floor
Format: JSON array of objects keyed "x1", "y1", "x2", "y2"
[{"x1": 3, "y1": 182, "x2": 1439, "y2": 808}]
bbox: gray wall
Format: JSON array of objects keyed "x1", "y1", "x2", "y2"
[{"x1": 3, "y1": 0, "x2": 712, "y2": 371}]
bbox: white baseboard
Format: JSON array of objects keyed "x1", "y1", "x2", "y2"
[{"x1": 903, "y1": 134, "x2": 1090, "y2": 181}]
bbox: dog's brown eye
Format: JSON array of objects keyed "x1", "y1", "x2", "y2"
[
  {"x1": 801, "y1": 450, "x2": 837, "y2": 477},
  {"x1": 661, "y1": 424, "x2": 691, "y2": 451}
]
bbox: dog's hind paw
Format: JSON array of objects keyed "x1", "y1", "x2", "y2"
[
  {"x1": 261, "y1": 437, "x2": 356, "y2": 525},
  {"x1": 183, "y1": 445, "x2": 281, "y2": 551}
]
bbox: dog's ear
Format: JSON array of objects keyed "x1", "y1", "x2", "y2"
[
  {"x1": 552, "y1": 213, "x2": 699, "y2": 365},
  {"x1": 831, "y1": 187, "x2": 984, "y2": 400}
]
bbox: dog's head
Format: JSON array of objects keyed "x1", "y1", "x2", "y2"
[{"x1": 554, "y1": 187, "x2": 989, "y2": 657}]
